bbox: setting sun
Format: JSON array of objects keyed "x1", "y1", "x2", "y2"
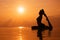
[{"x1": 17, "y1": 7, "x2": 24, "y2": 14}]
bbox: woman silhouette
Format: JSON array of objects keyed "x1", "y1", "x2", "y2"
[{"x1": 37, "y1": 9, "x2": 53, "y2": 40}]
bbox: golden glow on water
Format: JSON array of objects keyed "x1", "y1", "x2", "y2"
[
  {"x1": 19, "y1": 26, "x2": 24, "y2": 29},
  {"x1": 20, "y1": 36, "x2": 22, "y2": 40}
]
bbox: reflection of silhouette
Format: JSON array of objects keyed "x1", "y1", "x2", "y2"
[{"x1": 32, "y1": 9, "x2": 53, "y2": 40}]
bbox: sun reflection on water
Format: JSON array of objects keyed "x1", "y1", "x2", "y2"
[
  {"x1": 20, "y1": 36, "x2": 23, "y2": 40},
  {"x1": 18, "y1": 26, "x2": 24, "y2": 29},
  {"x1": 18, "y1": 26, "x2": 24, "y2": 40}
]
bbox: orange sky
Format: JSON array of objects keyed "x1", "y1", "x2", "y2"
[{"x1": 0, "y1": 0, "x2": 60, "y2": 27}]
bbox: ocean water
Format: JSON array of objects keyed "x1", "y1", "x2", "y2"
[{"x1": 0, "y1": 27, "x2": 60, "y2": 40}]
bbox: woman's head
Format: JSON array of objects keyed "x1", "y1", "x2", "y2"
[{"x1": 39, "y1": 9, "x2": 45, "y2": 15}]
